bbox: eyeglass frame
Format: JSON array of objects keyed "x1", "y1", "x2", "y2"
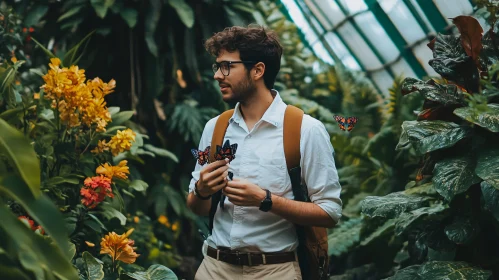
[{"x1": 212, "y1": 60, "x2": 257, "y2": 76}]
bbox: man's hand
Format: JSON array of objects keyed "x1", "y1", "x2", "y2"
[
  {"x1": 224, "y1": 178, "x2": 266, "y2": 207},
  {"x1": 196, "y1": 158, "x2": 230, "y2": 197}
]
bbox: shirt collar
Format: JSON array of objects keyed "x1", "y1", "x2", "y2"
[{"x1": 229, "y1": 89, "x2": 285, "y2": 127}]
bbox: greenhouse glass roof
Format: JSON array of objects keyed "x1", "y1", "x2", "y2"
[{"x1": 280, "y1": 0, "x2": 476, "y2": 92}]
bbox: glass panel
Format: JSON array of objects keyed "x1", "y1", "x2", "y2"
[
  {"x1": 372, "y1": 70, "x2": 394, "y2": 93},
  {"x1": 354, "y1": 12, "x2": 399, "y2": 62},
  {"x1": 433, "y1": 0, "x2": 473, "y2": 21},
  {"x1": 409, "y1": 0, "x2": 435, "y2": 33},
  {"x1": 412, "y1": 42, "x2": 438, "y2": 77},
  {"x1": 311, "y1": 0, "x2": 346, "y2": 26},
  {"x1": 305, "y1": 0, "x2": 333, "y2": 30},
  {"x1": 311, "y1": 41, "x2": 336, "y2": 65},
  {"x1": 281, "y1": 0, "x2": 318, "y2": 46},
  {"x1": 379, "y1": 0, "x2": 426, "y2": 44},
  {"x1": 337, "y1": 22, "x2": 383, "y2": 70},
  {"x1": 337, "y1": 0, "x2": 368, "y2": 14},
  {"x1": 390, "y1": 58, "x2": 417, "y2": 79},
  {"x1": 324, "y1": 32, "x2": 362, "y2": 70}
]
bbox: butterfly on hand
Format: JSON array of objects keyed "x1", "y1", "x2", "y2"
[
  {"x1": 191, "y1": 146, "x2": 211, "y2": 166},
  {"x1": 334, "y1": 115, "x2": 358, "y2": 132},
  {"x1": 215, "y1": 139, "x2": 238, "y2": 162}
]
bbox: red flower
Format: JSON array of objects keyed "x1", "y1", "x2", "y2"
[
  {"x1": 80, "y1": 175, "x2": 114, "y2": 208},
  {"x1": 29, "y1": 27, "x2": 34, "y2": 33},
  {"x1": 18, "y1": 216, "x2": 35, "y2": 230}
]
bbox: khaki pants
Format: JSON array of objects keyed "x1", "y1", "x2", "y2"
[{"x1": 194, "y1": 255, "x2": 302, "y2": 280}]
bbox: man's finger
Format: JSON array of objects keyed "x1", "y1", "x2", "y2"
[
  {"x1": 206, "y1": 166, "x2": 229, "y2": 186},
  {"x1": 212, "y1": 179, "x2": 228, "y2": 192},
  {"x1": 223, "y1": 186, "x2": 243, "y2": 196},
  {"x1": 205, "y1": 158, "x2": 229, "y2": 172}
]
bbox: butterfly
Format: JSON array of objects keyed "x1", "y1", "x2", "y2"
[
  {"x1": 215, "y1": 139, "x2": 238, "y2": 162},
  {"x1": 334, "y1": 115, "x2": 358, "y2": 132},
  {"x1": 191, "y1": 146, "x2": 211, "y2": 166}
]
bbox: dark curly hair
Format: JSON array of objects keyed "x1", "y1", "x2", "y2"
[{"x1": 204, "y1": 25, "x2": 283, "y2": 90}]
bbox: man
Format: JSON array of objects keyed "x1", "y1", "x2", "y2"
[{"x1": 186, "y1": 25, "x2": 342, "y2": 279}]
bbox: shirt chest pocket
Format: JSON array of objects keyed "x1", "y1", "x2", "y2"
[{"x1": 258, "y1": 156, "x2": 289, "y2": 195}]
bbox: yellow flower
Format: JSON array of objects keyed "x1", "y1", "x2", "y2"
[
  {"x1": 11, "y1": 57, "x2": 17, "y2": 63},
  {"x1": 91, "y1": 140, "x2": 109, "y2": 154},
  {"x1": 133, "y1": 216, "x2": 140, "y2": 223},
  {"x1": 33, "y1": 93, "x2": 40, "y2": 99},
  {"x1": 158, "y1": 215, "x2": 169, "y2": 227},
  {"x1": 107, "y1": 128, "x2": 136, "y2": 156},
  {"x1": 100, "y1": 228, "x2": 140, "y2": 264},
  {"x1": 172, "y1": 221, "x2": 179, "y2": 232},
  {"x1": 85, "y1": 241, "x2": 95, "y2": 247},
  {"x1": 96, "y1": 160, "x2": 130, "y2": 180}
]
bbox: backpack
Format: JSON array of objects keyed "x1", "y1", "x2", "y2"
[{"x1": 207, "y1": 105, "x2": 329, "y2": 280}]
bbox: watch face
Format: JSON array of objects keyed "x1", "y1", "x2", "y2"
[{"x1": 259, "y1": 190, "x2": 272, "y2": 212}]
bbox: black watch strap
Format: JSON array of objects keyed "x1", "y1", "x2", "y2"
[
  {"x1": 259, "y1": 189, "x2": 272, "y2": 212},
  {"x1": 194, "y1": 181, "x2": 211, "y2": 200}
]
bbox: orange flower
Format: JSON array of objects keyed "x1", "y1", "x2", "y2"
[
  {"x1": 96, "y1": 160, "x2": 129, "y2": 180},
  {"x1": 80, "y1": 175, "x2": 113, "y2": 208},
  {"x1": 107, "y1": 129, "x2": 136, "y2": 156},
  {"x1": 18, "y1": 216, "x2": 35, "y2": 230},
  {"x1": 85, "y1": 241, "x2": 95, "y2": 247},
  {"x1": 91, "y1": 140, "x2": 109, "y2": 154},
  {"x1": 100, "y1": 229, "x2": 140, "y2": 264}
]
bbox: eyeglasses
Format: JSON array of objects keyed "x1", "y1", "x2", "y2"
[{"x1": 212, "y1": 61, "x2": 256, "y2": 76}]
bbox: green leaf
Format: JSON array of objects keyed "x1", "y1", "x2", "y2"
[
  {"x1": 82, "y1": 251, "x2": 104, "y2": 280},
  {"x1": 396, "y1": 120, "x2": 470, "y2": 155},
  {"x1": 395, "y1": 204, "x2": 448, "y2": 235},
  {"x1": 62, "y1": 31, "x2": 96, "y2": 67},
  {"x1": 453, "y1": 104, "x2": 499, "y2": 132},
  {"x1": 45, "y1": 175, "x2": 81, "y2": 186},
  {"x1": 57, "y1": 5, "x2": 84, "y2": 22},
  {"x1": 327, "y1": 218, "x2": 362, "y2": 256},
  {"x1": 168, "y1": 0, "x2": 194, "y2": 28},
  {"x1": 98, "y1": 202, "x2": 126, "y2": 225},
  {"x1": 432, "y1": 155, "x2": 481, "y2": 201},
  {"x1": 110, "y1": 110, "x2": 135, "y2": 126},
  {"x1": 31, "y1": 37, "x2": 57, "y2": 59},
  {"x1": 444, "y1": 216, "x2": 477, "y2": 245},
  {"x1": 481, "y1": 181, "x2": 499, "y2": 222},
  {"x1": 361, "y1": 192, "x2": 431, "y2": 219},
  {"x1": 91, "y1": 0, "x2": 115, "y2": 18},
  {"x1": 145, "y1": 0, "x2": 162, "y2": 56},
  {"x1": 0, "y1": 119, "x2": 41, "y2": 197},
  {"x1": 129, "y1": 179, "x2": 148, "y2": 193},
  {"x1": 404, "y1": 182, "x2": 438, "y2": 196},
  {"x1": 143, "y1": 144, "x2": 178, "y2": 162},
  {"x1": 120, "y1": 8, "x2": 138, "y2": 28},
  {"x1": 108, "y1": 106, "x2": 120, "y2": 115},
  {"x1": 0, "y1": 175, "x2": 71, "y2": 258},
  {"x1": 24, "y1": 4, "x2": 49, "y2": 27},
  {"x1": 401, "y1": 78, "x2": 465, "y2": 106},
  {"x1": 360, "y1": 218, "x2": 396, "y2": 246},
  {"x1": 386, "y1": 261, "x2": 491, "y2": 280},
  {"x1": 126, "y1": 264, "x2": 178, "y2": 280},
  {"x1": 475, "y1": 147, "x2": 499, "y2": 188},
  {"x1": 0, "y1": 204, "x2": 78, "y2": 280}
]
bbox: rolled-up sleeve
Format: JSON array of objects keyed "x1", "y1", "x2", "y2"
[
  {"x1": 188, "y1": 117, "x2": 218, "y2": 194},
  {"x1": 300, "y1": 117, "x2": 342, "y2": 222}
]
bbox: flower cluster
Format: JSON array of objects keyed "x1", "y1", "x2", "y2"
[
  {"x1": 80, "y1": 175, "x2": 114, "y2": 208},
  {"x1": 96, "y1": 160, "x2": 130, "y2": 180},
  {"x1": 40, "y1": 58, "x2": 115, "y2": 132},
  {"x1": 91, "y1": 128, "x2": 136, "y2": 156},
  {"x1": 100, "y1": 228, "x2": 140, "y2": 264},
  {"x1": 18, "y1": 216, "x2": 45, "y2": 235}
]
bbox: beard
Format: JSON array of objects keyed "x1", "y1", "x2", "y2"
[{"x1": 224, "y1": 73, "x2": 257, "y2": 104}]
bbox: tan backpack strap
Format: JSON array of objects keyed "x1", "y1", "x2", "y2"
[
  {"x1": 209, "y1": 109, "x2": 234, "y2": 163},
  {"x1": 283, "y1": 105, "x2": 304, "y2": 170}
]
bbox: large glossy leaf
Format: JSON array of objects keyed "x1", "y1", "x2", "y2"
[
  {"x1": 0, "y1": 175, "x2": 71, "y2": 257},
  {"x1": 120, "y1": 8, "x2": 138, "y2": 28},
  {"x1": 90, "y1": 0, "x2": 115, "y2": 18},
  {"x1": 327, "y1": 218, "x2": 362, "y2": 257},
  {"x1": 0, "y1": 119, "x2": 41, "y2": 197},
  {"x1": 145, "y1": 0, "x2": 162, "y2": 56},
  {"x1": 396, "y1": 120, "x2": 470, "y2": 155},
  {"x1": 361, "y1": 192, "x2": 431, "y2": 219},
  {"x1": 143, "y1": 144, "x2": 179, "y2": 162},
  {"x1": 168, "y1": 0, "x2": 194, "y2": 28},
  {"x1": 401, "y1": 78, "x2": 465, "y2": 106},
  {"x1": 481, "y1": 21, "x2": 499, "y2": 66},
  {"x1": 0, "y1": 204, "x2": 78, "y2": 279},
  {"x1": 428, "y1": 33, "x2": 479, "y2": 92},
  {"x1": 386, "y1": 261, "x2": 491, "y2": 280},
  {"x1": 360, "y1": 218, "x2": 396, "y2": 246},
  {"x1": 475, "y1": 148, "x2": 499, "y2": 188},
  {"x1": 453, "y1": 104, "x2": 499, "y2": 132},
  {"x1": 82, "y1": 251, "x2": 104, "y2": 280},
  {"x1": 110, "y1": 110, "x2": 135, "y2": 126},
  {"x1": 126, "y1": 264, "x2": 178, "y2": 280},
  {"x1": 444, "y1": 216, "x2": 477, "y2": 245},
  {"x1": 24, "y1": 4, "x2": 49, "y2": 27},
  {"x1": 97, "y1": 201, "x2": 126, "y2": 225},
  {"x1": 395, "y1": 204, "x2": 448, "y2": 235},
  {"x1": 432, "y1": 155, "x2": 480, "y2": 201},
  {"x1": 481, "y1": 181, "x2": 499, "y2": 222},
  {"x1": 452, "y1": 16, "x2": 483, "y2": 64}
]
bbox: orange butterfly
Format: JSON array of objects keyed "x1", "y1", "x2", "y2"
[
  {"x1": 191, "y1": 146, "x2": 210, "y2": 165},
  {"x1": 334, "y1": 115, "x2": 358, "y2": 132}
]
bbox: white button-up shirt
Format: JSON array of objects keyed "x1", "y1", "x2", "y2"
[{"x1": 189, "y1": 90, "x2": 342, "y2": 253}]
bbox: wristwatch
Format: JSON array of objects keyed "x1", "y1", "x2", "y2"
[
  {"x1": 259, "y1": 189, "x2": 272, "y2": 212},
  {"x1": 194, "y1": 180, "x2": 211, "y2": 200}
]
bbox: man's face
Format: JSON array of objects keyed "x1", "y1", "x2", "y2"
[{"x1": 214, "y1": 50, "x2": 256, "y2": 103}]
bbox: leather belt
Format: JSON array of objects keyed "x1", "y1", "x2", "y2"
[{"x1": 207, "y1": 246, "x2": 297, "y2": 266}]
